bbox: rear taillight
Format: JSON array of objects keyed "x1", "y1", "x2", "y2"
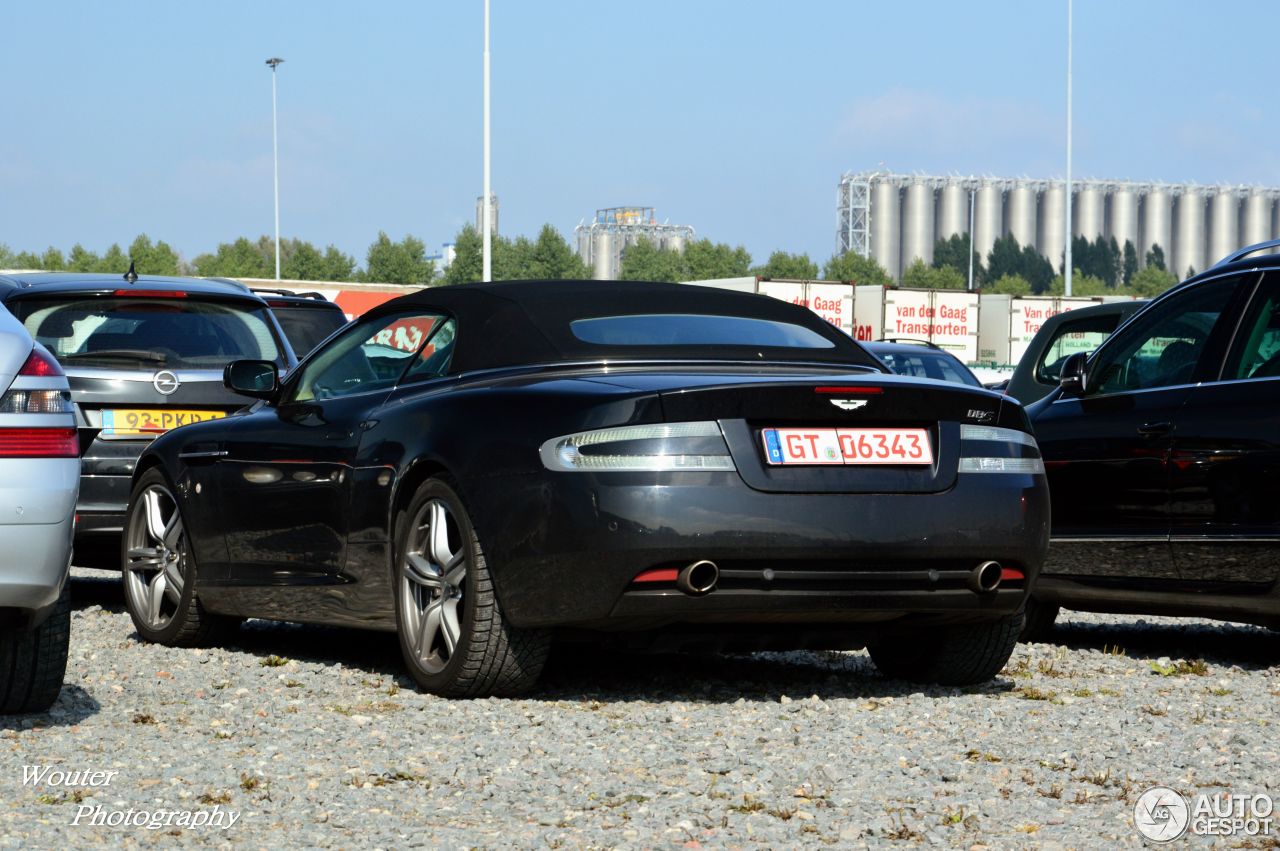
[
  {"x1": 0, "y1": 389, "x2": 73, "y2": 414},
  {"x1": 539, "y1": 422, "x2": 736, "y2": 472},
  {"x1": 0, "y1": 427, "x2": 79, "y2": 457},
  {"x1": 18, "y1": 347, "x2": 64, "y2": 377},
  {"x1": 113, "y1": 289, "x2": 187, "y2": 298}
]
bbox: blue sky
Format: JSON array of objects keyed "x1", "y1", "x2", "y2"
[{"x1": 1, "y1": 1, "x2": 1274, "y2": 269}]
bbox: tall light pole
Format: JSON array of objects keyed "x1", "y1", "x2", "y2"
[
  {"x1": 481, "y1": 0, "x2": 492, "y2": 282},
  {"x1": 967, "y1": 188, "x2": 975, "y2": 291},
  {"x1": 266, "y1": 57, "x2": 284, "y2": 281},
  {"x1": 1064, "y1": 1, "x2": 1073, "y2": 296}
]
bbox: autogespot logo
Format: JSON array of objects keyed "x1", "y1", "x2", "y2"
[{"x1": 1134, "y1": 787, "x2": 1190, "y2": 842}]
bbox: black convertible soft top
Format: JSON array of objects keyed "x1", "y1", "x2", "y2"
[{"x1": 373, "y1": 279, "x2": 880, "y2": 373}]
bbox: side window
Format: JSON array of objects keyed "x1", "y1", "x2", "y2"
[
  {"x1": 1088, "y1": 279, "x2": 1239, "y2": 395},
  {"x1": 1035, "y1": 314, "x2": 1121, "y2": 384},
  {"x1": 1224, "y1": 274, "x2": 1280, "y2": 380},
  {"x1": 284, "y1": 311, "x2": 443, "y2": 403},
  {"x1": 401, "y1": 318, "x2": 457, "y2": 383}
]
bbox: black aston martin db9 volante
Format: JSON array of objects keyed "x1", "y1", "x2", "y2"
[{"x1": 123, "y1": 280, "x2": 1049, "y2": 696}]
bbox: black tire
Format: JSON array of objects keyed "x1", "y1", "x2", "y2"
[
  {"x1": 0, "y1": 584, "x2": 70, "y2": 714},
  {"x1": 868, "y1": 612, "x2": 1024, "y2": 686},
  {"x1": 122, "y1": 469, "x2": 239, "y2": 647},
  {"x1": 1019, "y1": 596, "x2": 1060, "y2": 643},
  {"x1": 394, "y1": 477, "x2": 549, "y2": 698}
]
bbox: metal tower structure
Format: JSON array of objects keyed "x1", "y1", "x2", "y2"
[
  {"x1": 836, "y1": 174, "x2": 870, "y2": 259},
  {"x1": 574, "y1": 207, "x2": 696, "y2": 280}
]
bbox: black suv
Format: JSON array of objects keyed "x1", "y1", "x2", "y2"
[
  {"x1": 1025, "y1": 242, "x2": 1280, "y2": 635},
  {"x1": 0, "y1": 272, "x2": 298, "y2": 561},
  {"x1": 250, "y1": 288, "x2": 348, "y2": 357}
]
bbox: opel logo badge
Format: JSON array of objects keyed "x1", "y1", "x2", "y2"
[{"x1": 153, "y1": 370, "x2": 180, "y2": 396}]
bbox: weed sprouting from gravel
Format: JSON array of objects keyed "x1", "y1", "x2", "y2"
[
  {"x1": 1141, "y1": 704, "x2": 1170, "y2": 717},
  {"x1": 259, "y1": 655, "x2": 289, "y2": 668},
  {"x1": 965, "y1": 749, "x2": 1002, "y2": 763},
  {"x1": 198, "y1": 791, "x2": 232, "y2": 805},
  {"x1": 884, "y1": 807, "x2": 924, "y2": 841},
  {"x1": 729, "y1": 795, "x2": 766, "y2": 814},
  {"x1": 1102, "y1": 644, "x2": 1126, "y2": 657},
  {"x1": 1038, "y1": 784, "x2": 1063, "y2": 799},
  {"x1": 240, "y1": 773, "x2": 263, "y2": 792},
  {"x1": 1150, "y1": 659, "x2": 1210, "y2": 677},
  {"x1": 346, "y1": 770, "x2": 426, "y2": 788},
  {"x1": 131, "y1": 712, "x2": 156, "y2": 725},
  {"x1": 1209, "y1": 686, "x2": 1234, "y2": 696},
  {"x1": 35, "y1": 790, "x2": 90, "y2": 805},
  {"x1": 1016, "y1": 686, "x2": 1059, "y2": 702},
  {"x1": 1079, "y1": 768, "x2": 1113, "y2": 787},
  {"x1": 1192, "y1": 708, "x2": 1209, "y2": 724},
  {"x1": 1072, "y1": 687, "x2": 1094, "y2": 697},
  {"x1": 1098, "y1": 687, "x2": 1121, "y2": 697}
]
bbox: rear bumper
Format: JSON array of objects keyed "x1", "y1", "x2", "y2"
[
  {"x1": 75, "y1": 436, "x2": 148, "y2": 537},
  {"x1": 476, "y1": 469, "x2": 1050, "y2": 629},
  {"x1": 0, "y1": 458, "x2": 77, "y2": 621}
]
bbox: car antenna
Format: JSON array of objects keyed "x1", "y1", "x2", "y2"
[{"x1": 123, "y1": 261, "x2": 138, "y2": 284}]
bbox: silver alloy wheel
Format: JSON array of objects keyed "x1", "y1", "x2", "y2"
[
  {"x1": 124, "y1": 483, "x2": 188, "y2": 631},
  {"x1": 400, "y1": 498, "x2": 467, "y2": 675}
]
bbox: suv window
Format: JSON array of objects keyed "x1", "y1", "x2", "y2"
[
  {"x1": 12, "y1": 296, "x2": 282, "y2": 369},
  {"x1": 1224, "y1": 273, "x2": 1280, "y2": 380},
  {"x1": 285, "y1": 311, "x2": 443, "y2": 403},
  {"x1": 273, "y1": 306, "x2": 348, "y2": 357},
  {"x1": 1036, "y1": 314, "x2": 1122, "y2": 384},
  {"x1": 1088, "y1": 279, "x2": 1238, "y2": 395}
]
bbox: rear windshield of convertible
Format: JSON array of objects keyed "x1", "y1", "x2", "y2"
[{"x1": 571, "y1": 314, "x2": 836, "y2": 349}]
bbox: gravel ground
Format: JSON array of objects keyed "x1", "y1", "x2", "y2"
[{"x1": 2, "y1": 568, "x2": 1277, "y2": 849}]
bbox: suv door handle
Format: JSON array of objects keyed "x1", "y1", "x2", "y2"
[{"x1": 1137, "y1": 421, "x2": 1172, "y2": 437}]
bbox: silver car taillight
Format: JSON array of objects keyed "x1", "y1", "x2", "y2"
[
  {"x1": 0, "y1": 389, "x2": 73, "y2": 414},
  {"x1": 0, "y1": 345, "x2": 79, "y2": 458}
]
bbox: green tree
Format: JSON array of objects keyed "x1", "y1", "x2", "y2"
[
  {"x1": 932, "y1": 233, "x2": 983, "y2": 282},
  {"x1": 442, "y1": 225, "x2": 483, "y2": 284},
  {"x1": 192, "y1": 237, "x2": 272, "y2": 278},
  {"x1": 618, "y1": 237, "x2": 687, "y2": 282},
  {"x1": 1145, "y1": 243, "x2": 1167, "y2": 271},
  {"x1": 282, "y1": 240, "x2": 327, "y2": 281},
  {"x1": 525, "y1": 225, "x2": 590, "y2": 280},
  {"x1": 129, "y1": 234, "x2": 181, "y2": 276},
  {"x1": 1122, "y1": 240, "x2": 1138, "y2": 286},
  {"x1": 1047, "y1": 270, "x2": 1109, "y2": 296},
  {"x1": 39, "y1": 247, "x2": 66, "y2": 271},
  {"x1": 822, "y1": 251, "x2": 893, "y2": 286},
  {"x1": 12, "y1": 250, "x2": 42, "y2": 269},
  {"x1": 682, "y1": 239, "x2": 752, "y2": 281},
  {"x1": 320, "y1": 245, "x2": 357, "y2": 282},
  {"x1": 365, "y1": 232, "x2": 434, "y2": 285},
  {"x1": 1129, "y1": 264, "x2": 1178, "y2": 297},
  {"x1": 0, "y1": 244, "x2": 13, "y2": 268},
  {"x1": 901, "y1": 258, "x2": 965, "y2": 289},
  {"x1": 67, "y1": 244, "x2": 100, "y2": 272},
  {"x1": 985, "y1": 235, "x2": 1054, "y2": 293},
  {"x1": 97, "y1": 244, "x2": 128, "y2": 274},
  {"x1": 985, "y1": 274, "x2": 1032, "y2": 295},
  {"x1": 752, "y1": 250, "x2": 818, "y2": 280}
]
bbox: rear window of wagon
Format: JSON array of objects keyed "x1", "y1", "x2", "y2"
[{"x1": 11, "y1": 296, "x2": 283, "y2": 369}]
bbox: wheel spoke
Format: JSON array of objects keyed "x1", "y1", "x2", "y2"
[
  {"x1": 162, "y1": 559, "x2": 184, "y2": 604},
  {"x1": 416, "y1": 599, "x2": 442, "y2": 659},
  {"x1": 440, "y1": 597, "x2": 461, "y2": 655},
  {"x1": 426, "y1": 502, "x2": 455, "y2": 570},
  {"x1": 147, "y1": 573, "x2": 168, "y2": 624},
  {"x1": 126, "y1": 546, "x2": 163, "y2": 570},
  {"x1": 404, "y1": 552, "x2": 443, "y2": 589},
  {"x1": 143, "y1": 489, "x2": 168, "y2": 543},
  {"x1": 444, "y1": 560, "x2": 466, "y2": 589},
  {"x1": 161, "y1": 512, "x2": 183, "y2": 551}
]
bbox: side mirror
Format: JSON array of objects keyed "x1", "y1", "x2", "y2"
[
  {"x1": 1058, "y1": 352, "x2": 1088, "y2": 396},
  {"x1": 224, "y1": 360, "x2": 279, "y2": 400}
]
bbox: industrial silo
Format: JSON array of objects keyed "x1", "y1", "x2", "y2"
[
  {"x1": 1108, "y1": 186, "x2": 1138, "y2": 254},
  {"x1": 1074, "y1": 184, "x2": 1104, "y2": 242},
  {"x1": 1006, "y1": 182, "x2": 1037, "y2": 249},
  {"x1": 592, "y1": 231, "x2": 613, "y2": 280},
  {"x1": 666, "y1": 234, "x2": 686, "y2": 254},
  {"x1": 1207, "y1": 188, "x2": 1239, "y2": 266},
  {"x1": 870, "y1": 178, "x2": 902, "y2": 280},
  {"x1": 1039, "y1": 182, "x2": 1066, "y2": 272},
  {"x1": 1241, "y1": 190, "x2": 1271, "y2": 249},
  {"x1": 937, "y1": 181, "x2": 968, "y2": 241},
  {"x1": 973, "y1": 181, "x2": 1003, "y2": 267},
  {"x1": 1140, "y1": 187, "x2": 1173, "y2": 267},
  {"x1": 901, "y1": 180, "x2": 936, "y2": 268},
  {"x1": 1172, "y1": 189, "x2": 1207, "y2": 277}
]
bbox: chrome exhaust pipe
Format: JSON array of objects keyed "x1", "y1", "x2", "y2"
[
  {"x1": 968, "y1": 560, "x2": 1003, "y2": 594},
  {"x1": 676, "y1": 560, "x2": 719, "y2": 595}
]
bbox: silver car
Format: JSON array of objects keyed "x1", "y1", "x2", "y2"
[{"x1": 0, "y1": 306, "x2": 77, "y2": 712}]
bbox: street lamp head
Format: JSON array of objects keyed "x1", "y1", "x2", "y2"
[{"x1": 265, "y1": 57, "x2": 284, "y2": 69}]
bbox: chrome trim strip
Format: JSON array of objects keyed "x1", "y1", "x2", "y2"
[
  {"x1": 178, "y1": 450, "x2": 228, "y2": 460},
  {"x1": 64, "y1": 368, "x2": 226, "y2": 382}
]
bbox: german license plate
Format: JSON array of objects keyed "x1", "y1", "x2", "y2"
[
  {"x1": 761, "y1": 428, "x2": 933, "y2": 466},
  {"x1": 102, "y1": 409, "x2": 227, "y2": 436}
]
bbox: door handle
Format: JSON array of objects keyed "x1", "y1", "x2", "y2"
[{"x1": 1137, "y1": 421, "x2": 1172, "y2": 437}]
